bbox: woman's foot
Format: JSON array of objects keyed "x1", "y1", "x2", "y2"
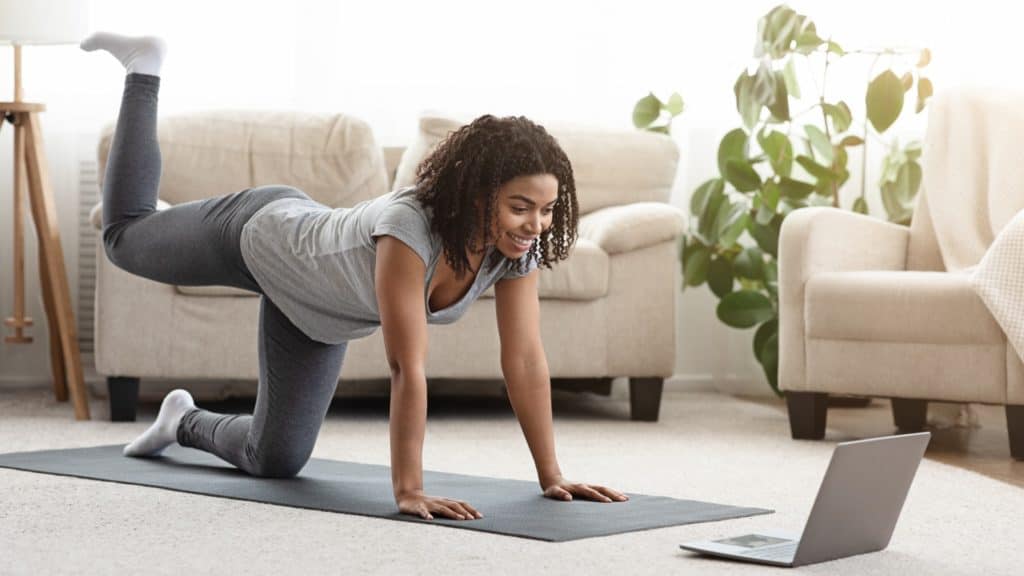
[
  {"x1": 80, "y1": 32, "x2": 167, "y2": 76},
  {"x1": 123, "y1": 389, "x2": 196, "y2": 457}
]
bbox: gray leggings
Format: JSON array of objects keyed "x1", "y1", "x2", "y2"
[{"x1": 103, "y1": 73, "x2": 348, "y2": 478}]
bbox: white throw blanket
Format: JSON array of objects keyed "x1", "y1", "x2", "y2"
[
  {"x1": 970, "y1": 209, "x2": 1024, "y2": 363},
  {"x1": 922, "y1": 89, "x2": 1024, "y2": 362}
]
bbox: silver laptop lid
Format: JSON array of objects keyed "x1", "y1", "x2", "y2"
[{"x1": 793, "y1": 432, "x2": 930, "y2": 566}]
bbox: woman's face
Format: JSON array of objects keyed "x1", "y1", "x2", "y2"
[{"x1": 479, "y1": 173, "x2": 559, "y2": 259}]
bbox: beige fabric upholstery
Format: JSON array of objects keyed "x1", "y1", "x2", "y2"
[
  {"x1": 922, "y1": 89, "x2": 1024, "y2": 272},
  {"x1": 779, "y1": 88, "x2": 1024, "y2": 412},
  {"x1": 90, "y1": 111, "x2": 680, "y2": 401},
  {"x1": 97, "y1": 110, "x2": 389, "y2": 208},
  {"x1": 392, "y1": 114, "x2": 680, "y2": 215}
]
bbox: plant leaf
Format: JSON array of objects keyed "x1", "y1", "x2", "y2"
[
  {"x1": 917, "y1": 48, "x2": 932, "y2": 68},
  {"x1": 917, "y1": 77, "x2": 933, "y2": 113},
  {"x1": 840, "y1": 135, "x2": 864, "y2": 147},
  {"x1": 768, "y1": 70, "x2": 790, "y2": 121},
  {"x1": 725, "y1": 158, "x2": 763, "y2": 192},
  {"x1": 852, "y1": 196, "x2": 869, "y2": 214},
  {"x1": 632, "y1": 93, "x2": 662, "y2": 128},
  {"x1": 666, "y1": 92, "x2": 685, "y2": 116},
  {"x1": 717, "y1": 290, "x2": 775, "y2": 328},
  {"x1": 804, "y1": 124, "x2": 833, "y2": 163},
  {"x1": 759, "y1": 130, "x2": 793, "y2": 177},
  {"x1": 690, "y1": 178, "x2": 725, "y2": 217},
  {"x1": 757, "y1": 332, "x2": 780, "y2": 395},
  {"x1": 753, "y1": 318, "x2": 779, "y2": 363},
  {"x1": 783, "y1": 58, "x2": 801, "y2": 99},
  {"x1": 734, "y1": 246, "x2": 765, "y2": 280},
  {"x1": 747, "y1": 215, "x2": 781, "y2": 257},
  {"x1": 708, "y1": 256, "x2": 735, "y2": 297},
  {"x1": 778, "y1": 176, "x2": 815, "y2": 199},
  {"x1": 866, "y1": 70, "x2": 905, "y2": 133},
  {"x1": 683, "y1": 243, "x2": 711, "y2": 287},
  {"x1": 900, "y1": 71, "x2": 913, "y2": 92},
  {"x1": 822, "y1": 101, "x2": 852, "y2": 133},
  {"x1": 718, "y1": 129, "x2": 749, "y2": 175}
]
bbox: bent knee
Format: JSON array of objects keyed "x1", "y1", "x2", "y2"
[{"x1": 249, "y1": 451, "x2": 309, "y2": 479}]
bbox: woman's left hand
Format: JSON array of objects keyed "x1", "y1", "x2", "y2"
[{"x1": 542, "y1": 476, "x2": 629, "y2": 502}]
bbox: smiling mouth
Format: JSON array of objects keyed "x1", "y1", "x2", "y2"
[{"x1": 508, "y1": 232, "x2": 535, "y2": 249}]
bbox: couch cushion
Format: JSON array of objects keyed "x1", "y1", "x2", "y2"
[
  {"x1": 805, "y1": 270, "x2": 1005, "y2": 344},
  {"x1": 177, "y1": 237, "x2": 609, "y2": 301},
  {"x1": 98, "y1": 110, "x2": 389, "y2": 208},
  {"x1": 392, "y1": 114, "x2": 679, "y2": 215}
]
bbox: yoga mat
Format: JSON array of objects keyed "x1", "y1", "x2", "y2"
[{"x1": 0, "y1": 445, "x2": 772, "y2": 542}]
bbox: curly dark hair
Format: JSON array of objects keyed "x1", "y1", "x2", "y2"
[{"x1": 413, "y1": 114, "x2": 578, "y2": 278}]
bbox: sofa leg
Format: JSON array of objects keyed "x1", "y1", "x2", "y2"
[
  {"x1": 892, "y1": 398, "x2": 928, "y2": 432},
  {"x1": 108, "y1": 377, "x2": 140, "y2": 422},
  {"x1": 629, "y1": 377, "x2": 663, "y2": 422},
  {"x1": 1007, "y1": 405, "x2": 1024, "y2": 460},
  {"x1": 786, "y1": 392, "x2": 828, "y2": 440}
]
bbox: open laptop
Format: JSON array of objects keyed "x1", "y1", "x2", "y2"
[{"x1": 679, "y1": 432, "x2": 930, "y2": 567}]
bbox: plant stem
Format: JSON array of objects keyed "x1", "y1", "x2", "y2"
[
  {"x1": 819, "y1": 42, "x2": 838, "y2": 207},
  {"x1": 859, "y1": 52, "x2": 882, "y2": 207}
]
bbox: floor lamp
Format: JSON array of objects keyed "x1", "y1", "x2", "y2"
[{"x1": 1, "y1": 1, "x2": 91, "y2": 420}]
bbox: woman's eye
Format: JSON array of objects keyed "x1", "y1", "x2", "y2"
[
  {"x1": 543, "y1": 209, "x2": 554, "y2": 216},
  {"x1": 513, "y1": 208, "x2": 528, "y2": 214}
]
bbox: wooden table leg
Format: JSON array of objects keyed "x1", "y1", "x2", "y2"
[{"x1": 22, "y1": 111, "x2": 89, "y2": 420}]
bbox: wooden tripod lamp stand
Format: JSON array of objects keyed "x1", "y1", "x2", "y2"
[{"x1": 1, "y1": 1, "x2": 91, "y2": 419}]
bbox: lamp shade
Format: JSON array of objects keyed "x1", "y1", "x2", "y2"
[{"x1": 0, "y1": 0, "x2": 89, "y2": 45}]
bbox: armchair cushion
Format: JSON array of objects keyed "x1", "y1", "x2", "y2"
[
  {"x1": 392, "y1": 114, "x2": 679, "y2": 215},
  {"x1": 97, "y1": 110, "x2": 389, "y2": 209},
  {"x1": 578, "y1": 202, "x2": 686, "y2": 255},
  {"x1": 806, "y1": 270, "x2": 1004, "y2": 345}
]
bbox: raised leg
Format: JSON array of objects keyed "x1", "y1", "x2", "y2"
[
  {"x1": 786, "y1": 391, "x2": 828, "y2": 439},
  {"x1": 629, "y1": 377, "x2": 663, "y2": 422},
  {"x1": 108, "y1": 376, "x2": 140, "y2": 422},
  {"x1": 1007, "y1": 405, "x2": 1024, "y2": 460},
  {"x1": 892, "y1": 398, "x2": 928, "y2": 432}
]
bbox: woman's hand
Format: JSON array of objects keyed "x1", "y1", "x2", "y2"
[
  {"x1": 396, "y1": 490, "x2": 483, "y2": 521},
  {"x1": 542, "y1": 476, "x2": 630, "y2": 503}
]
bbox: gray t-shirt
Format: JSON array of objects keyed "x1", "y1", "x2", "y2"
[{"x1": 239, "y1": 186, "x2": 538, "y2": 344}]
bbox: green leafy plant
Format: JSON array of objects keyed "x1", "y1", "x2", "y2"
[
  {"x1": 636, "y1": 4, "x2": 933, "y2": 394},
  {"x1": 633, "y1": 91, "x2": 685, "y2": 135}
]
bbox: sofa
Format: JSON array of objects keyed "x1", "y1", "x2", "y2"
[
  {"x1": 778, "y1": 89, "x2": 1024, "y2": 459},
  {"x1": 88, "y1": 110, "x2": 686, "y2": 422}
]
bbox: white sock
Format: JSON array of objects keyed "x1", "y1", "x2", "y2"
[
  {"x1": 122, "y1": 389, "x2": 196, "y2": 457},
  {"x1": 80, "y1": 32, "x2": 167, "y2": 77}
]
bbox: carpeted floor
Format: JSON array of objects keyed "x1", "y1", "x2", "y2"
[{"x1": 1, "y1": 383, "x2": 1020, "y2": 575}]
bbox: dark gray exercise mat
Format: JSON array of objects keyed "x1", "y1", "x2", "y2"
[{"x1": 0, "y1": 444, "x2": 771, "y2": 541}]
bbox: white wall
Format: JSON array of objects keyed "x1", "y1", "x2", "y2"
[{"x1": 0, "y1": 0, "x2": 1017, "y2": 395}]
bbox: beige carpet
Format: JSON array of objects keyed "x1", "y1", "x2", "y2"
[{"x1": 1, "y1": 383, "x2": 1020, "y2": 575}]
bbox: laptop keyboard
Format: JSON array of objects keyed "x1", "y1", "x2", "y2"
[{"x1": 745, "y1": 542, "x2": 798, "y2": 562}]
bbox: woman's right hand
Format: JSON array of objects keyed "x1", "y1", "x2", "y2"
[{"x1": 396, "y1": 490, "x2": 483, "y2": 520}]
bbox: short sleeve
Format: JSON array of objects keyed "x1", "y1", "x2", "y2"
[
  {"x1": 371, "y1": 199, "x2": 433, "y2": 269},
  {"x1": 503, "y1": 252, "x2": 540, "y2": 279}
]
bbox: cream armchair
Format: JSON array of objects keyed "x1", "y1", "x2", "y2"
[
  {"x1": 778, "y1": 89, "x2": 1024, "y2": 460},
  {"x1": 89, "y1": 111, "x2": 685, "y2": 422}
]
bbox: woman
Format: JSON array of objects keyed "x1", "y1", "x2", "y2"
[{"x1": 82, "y1": 32, "x2": 628, "y2": 521}]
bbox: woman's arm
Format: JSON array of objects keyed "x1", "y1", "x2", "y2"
[
  {"x1": 494, "y1": 270, "x2": 562, "y2": 487},
  {"x1": 374, "y1": 236, "x2": 430, "y2": 498},
  {"x1": 375, "y1": 236, "x2": 480, "y2": 520},
  {"x1": 495, "y1": 271, "x2": 629, "y2": 503}
]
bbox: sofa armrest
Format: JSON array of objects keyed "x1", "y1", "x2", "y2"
[
  {"x1": 577, "y1": 202, "x2": 686, "y2": 255},
  {"x1": 778, "y1": 207, "x2": 911, "y2": 392},
  {"x1": 90, "y1": 199, "x2": 174, "y2": 231}
]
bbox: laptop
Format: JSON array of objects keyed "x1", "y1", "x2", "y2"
[{"x1": 679, "y1": 432, "x2": 930, "y2": 567}]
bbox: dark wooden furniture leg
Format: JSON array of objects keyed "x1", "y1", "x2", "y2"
[
  {"x1": 629, "y1": 377, "x2": 664, "y2": 422},
  {"x1": 108, "y1": 376, "x2": 140, "y2": 422},
  {"x1": 786, "y1": 391, "x2": 828, "y2": 439}
]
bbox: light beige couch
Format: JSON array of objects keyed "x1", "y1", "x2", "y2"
[
  {"x1": 89, "y1": 111, "x2": 685, "y2": 422},
  {"x1": 778, "y1": 90, "x2": 1024, "y2": 460}
]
